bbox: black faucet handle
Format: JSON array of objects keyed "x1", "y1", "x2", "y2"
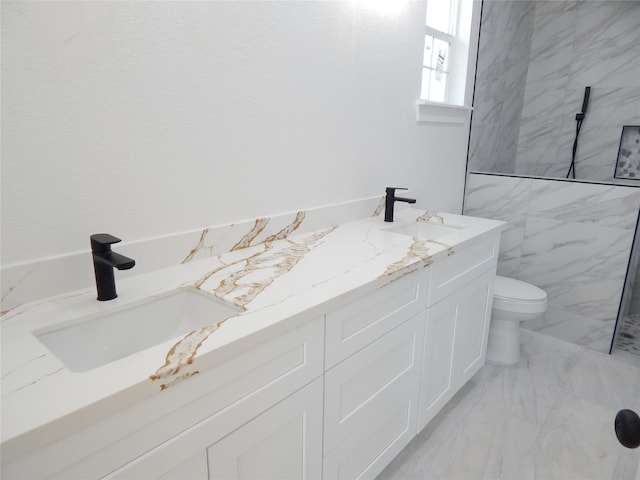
[
  {"x1": 90, "y1": 233, "x2": 122, "y2": 252},
  {"x1": 386, "y1": 187, "x2": 409, "y2": 194}
]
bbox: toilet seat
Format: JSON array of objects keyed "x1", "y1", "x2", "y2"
[{"x1": 493, "y1": 276, "x2": 547, "y2": 314}]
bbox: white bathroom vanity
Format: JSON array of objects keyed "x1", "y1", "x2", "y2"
[{"x1": 1, "y1": 208, "x2": 504, "y2": 479}]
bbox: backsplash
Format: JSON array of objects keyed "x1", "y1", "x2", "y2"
[
  {"x1": 464, "y1": 173, "x2": 640, "y2": 353},
  {"x1": 1, "y1": 196, "x2": 385, "y2": 313}
]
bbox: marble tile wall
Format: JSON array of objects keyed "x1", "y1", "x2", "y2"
[
  {"x1": 469, "y1": 1, "x2": 640, "y2": 184},
  {"x1": 464, "y1": 173, "x2": 640, "y2": 353},
  {"x1": 467, "y1": 0, "x2": 535, "y2": 174},
  {"x1": 631, "y1": 237, "x2": 640, "y2": 316},
  {"x1": 617, "y1": 218, "x2": 640, "y2": 356},
  {"x1": 0, "y1": 196, "x2": 385, "y2": 313},
  {"x1": 515, "y1": 1, "x2": 640, "y2": 182},
  {"x1": 620, "y1": 218, "x2": 640, "y2": 319}
]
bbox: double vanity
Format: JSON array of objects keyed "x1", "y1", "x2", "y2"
[{"x1": 1, "y1": 207, "x2": 504, "y2": 479}]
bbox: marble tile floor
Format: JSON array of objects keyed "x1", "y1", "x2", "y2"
[{"x1": 378, "y1": 330, "x2": 640, "y2": 480}]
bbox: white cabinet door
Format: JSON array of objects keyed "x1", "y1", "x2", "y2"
[
  {"x1": 157, "y1": 452, "x2": 208, "y2": 480},
  {"x1": 324, "y1": 313, "x2": 425, "y2": 453},
  {"x1": 418, "y1": 269, "x2": 495, "y2": 433},
  {"x1": 417, "y1": 292, "x2": 459, "y2": 431},
  {"x1": 323, "y1": 378, "x2": 419, "y2": 480},
  {"x1": 323, "y1": 313, "x2": 424, "y2": 480},
  {"x1": 207, "y1": 377, "x2": 323, "y2": 480},
  {"x1": 453, "y1": 269, "x2": 494, "y2": 386}
]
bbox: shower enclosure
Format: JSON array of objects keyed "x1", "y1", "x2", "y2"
[{"x1": 464, "y1": 0, "x2": 640, "y2": 356}]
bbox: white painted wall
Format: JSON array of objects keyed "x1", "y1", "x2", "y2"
[{"x1": 1, "y1": 1, "x2": 470, "y2": 267}]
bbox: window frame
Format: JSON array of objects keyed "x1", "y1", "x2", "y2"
[
  {"x1": 422, "y1": 26, "x2": 456, "y2": 103},
  {"x1": 416, "y1": 0, "x2": 481, "y2": 123}
]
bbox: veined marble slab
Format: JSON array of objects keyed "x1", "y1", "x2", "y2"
[
  {"x1": 471, "y1": 1, "x2": 640, "y2": 185},
  {"x1": 515, "y1": 1, "x2": 640, "y2": 181},
  {"x1": 464, "y1": 173, "x2": 640, "y2": 354},
  {"x1": 468, "y1": 0, "x2": 534, "y2": 174},
  {"x1": 465, "y1": 174, "x2": 531, "y2": 277},
  {"x1": 0, "y1": 195, "x2": 386, "y2": 313},
  {"x1": 0, "y1": 207, "x2": 504, "y2": 464}
]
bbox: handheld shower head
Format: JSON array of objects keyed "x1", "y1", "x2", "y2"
[
  {"x1": 581, "y1": 86, "x2": 591, "y2": 113},
  {"x1": 567, "y1": 86, "x2": 592, "y2": 178},
  {"x1": 577, "y1": 86, "x2": 591, "y2": 120}
]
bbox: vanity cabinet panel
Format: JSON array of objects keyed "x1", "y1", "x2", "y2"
[
  {"x1": 106, "y1": 378, "x2": 323, "y2": 480},
  {"x1": 322, "y1": 378, "x2": 419, "y2": 480},
  {"x1": 7, "y1": 317, "x2": 324, "y2": 480},
  {"x1": 418, "y1": 269, "x2": 495, "y2": 432},
  {"x1": 426, "y1": 236, "x2": 498, "y2": 306},
  {"x1": 324, "y1": 312, "x2": 425, "y2": 454},
  {"x1": 104, "y1": 432, "x2": 208, "y2": 480},
  {"x1": 325, "y1": 271, "x2": 425, "y2": 369},
  {"x1": 454, "y1": 269, "x2": 494, "y2": 386},
  {"x1": 157, "y1": 452, "x2": 208, "y2": 480},
  {"x1": 207, "y1": 377, "x2": 323, "y2": 480},
  {"x1": 418, "y1": 292, "x2": 459, "y2": 429}
]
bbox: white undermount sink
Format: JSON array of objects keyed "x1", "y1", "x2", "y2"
[
  {"x1": 34, "y1": 289, "x2": 240, "y2": 373},
  {"x1": 384, "y1": 221, "x2": 463, "y2": 239}
]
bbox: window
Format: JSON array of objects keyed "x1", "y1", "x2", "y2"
[
  {"x1": 419, "y1": 0, "x2": 478, "y2": 107},
  {"x1": 421, "y1": 0, "x2": 457, "y2": 103}
]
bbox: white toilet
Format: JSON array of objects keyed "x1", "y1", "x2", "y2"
[{"x1": 486, "y1": 276, "x2": 548, "y2": 365}]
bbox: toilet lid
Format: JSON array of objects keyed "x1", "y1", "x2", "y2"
[
  {"x1": 493, "y1": 276, "x2": 547, "y2": 314},
  {"x1": 494, "y1": 276, "x2": 546, "y2": 301}
]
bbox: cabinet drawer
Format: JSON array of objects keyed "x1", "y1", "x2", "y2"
[
  {"x1": 12, "y1": 317, "x2": 324, "y2": 480},
  {"x1": 427, "y1": 235, "x2": 499, "y2": 306},
  {"x1": 324, "y1": 312, "x2": 425, "y2": 454},
  {"x1": 106, "y1": 377, "x2": 324, "y2": 480},
  {"x1": 323, "y1": 378, "x2": 419, "y2": 480},
  {"x1": 325, "y1": 271, "x2": 426, "y2": 368}
]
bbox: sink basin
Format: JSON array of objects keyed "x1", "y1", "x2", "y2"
[
  {"x1": 384, "y1": 222, "x2": 463, "y2": 239},
  {"x1": 34, "y1": 289, "x2": 240, "y2": 373}
]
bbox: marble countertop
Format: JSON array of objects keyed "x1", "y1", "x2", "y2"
[{"x1": 0, "y1": 207, "x2": 504, "y2": 460}]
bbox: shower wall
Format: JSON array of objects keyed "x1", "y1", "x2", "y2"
[
  {"x1": 467, "y1": 0, "x2": 534, "y2": 173},
  {"x1": 469, "y1": 1, "x2": 640, "y2": 183},
  {"x1": 615, "y1": 220, "x2": 640, "y2": 355},
  {"x1": 464, "y1": 173, "x2": 640, "y2": 353},
  {"x1": 515, "y1": 1, "x2": 640, "y2": 181}
]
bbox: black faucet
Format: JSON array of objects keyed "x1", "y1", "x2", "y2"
[
  {"x1": 385, "y1": 187, "x2": 416, "y2": 222},
  {"x1": 90, "y1": 234, "x2": 135, "y2": 301}
]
